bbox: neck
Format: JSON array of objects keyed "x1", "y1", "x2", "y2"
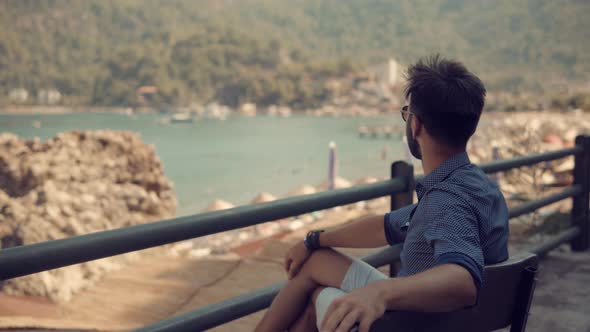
[{"x1": 420, "y1": 143, "x2": 465, "y2": 175}]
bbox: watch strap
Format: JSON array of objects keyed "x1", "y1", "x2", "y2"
[{"x1": 304, "y1": 230, "x2": 324, "y2": 251}]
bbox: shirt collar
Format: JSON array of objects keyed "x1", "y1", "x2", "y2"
[{"x1": 415, "y1": 151, "x2": 471, "y2": 200}]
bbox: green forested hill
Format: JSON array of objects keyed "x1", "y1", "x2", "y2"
[{"x1": 1, "y1": 0, "x2": 588, "y2": 106}]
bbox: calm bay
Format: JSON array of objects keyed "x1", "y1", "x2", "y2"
[{"x1": 0, "y1": 112, "x2": 406, "y2": 216}]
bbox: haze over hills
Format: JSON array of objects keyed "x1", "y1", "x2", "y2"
[{"x1": 1, "y1": 0, "x2": 588, "y2": 107}]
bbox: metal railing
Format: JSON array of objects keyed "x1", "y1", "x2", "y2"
[{"x1": 1, "y1": 136, "x2": 589, "y2": 332}]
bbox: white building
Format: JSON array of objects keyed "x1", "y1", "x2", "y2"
[
  {"x1": 204, "y1": 102, "x2": 231, "y2": 120},
  {"x1": 367, "y1": 58, "x2": 402, "y2": 88},
  {"x1": 8, "y1": 88, "x2": 29, "y2": 103},
  {"x1": 37, "y1": 89, "x2": 62, "y2": 104},
  {"x1": 239, "y1": 103, "x2": 257, "y2": 117}
]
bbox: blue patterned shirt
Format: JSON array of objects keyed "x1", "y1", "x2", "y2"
[{"x1": 384, "y1": 152, "x2": 509, "y2": 292}]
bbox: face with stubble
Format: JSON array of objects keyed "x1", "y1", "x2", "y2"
[{"x1": 405, "y1": 107, "x2": 422, "y2": 160}]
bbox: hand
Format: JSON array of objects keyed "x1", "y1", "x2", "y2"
[
  {"x1": 284, "y1": 241, "x2": 311, "y2": 279},
  {"x1": 320, "y1": 283, "x2": 387, "y2": 332}
]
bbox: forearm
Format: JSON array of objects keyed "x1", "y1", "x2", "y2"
[
  {"x1": 374, "y1": 264, "x2": 477, "y2": 312},
  {"x1": 318, "y1": 214, "x2": 388, "y2": 249}
]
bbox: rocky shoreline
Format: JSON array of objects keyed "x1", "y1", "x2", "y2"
[
  {"x1": 0, "y1": 105, "x2": 137, "y2": 115},
  {"x1": 0, "y1": 131, "x2": 176, "y2": 302},
  {"x1": 470, "y1": 111, "x2": 585, "y2": 193},
  {"x1": 468, "y1": 112, "x2": 588, "y2": 239}
]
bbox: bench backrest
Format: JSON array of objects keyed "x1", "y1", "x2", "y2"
[{"x1": 369, "y1": 252, "x2": 539, "y2": 332}]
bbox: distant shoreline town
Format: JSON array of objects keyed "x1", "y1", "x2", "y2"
[{"x1": 3, "y1": 57, "x2": 589, "y2": 118}]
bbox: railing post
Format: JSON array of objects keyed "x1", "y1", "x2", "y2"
[
  {"x1": 390, "y1": 161, "x2": 415, "y2": 276},
  {"x1": 571, "y1": 135, "x2": 590, "y2": 251}
]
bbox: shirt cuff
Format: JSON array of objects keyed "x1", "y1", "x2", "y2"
[
  {"x1": 384, "y1": 204, "x2": 416, "y2": 245},
  {"x1": 436, "y1": 252, "x2": 483, "y2": 306}
]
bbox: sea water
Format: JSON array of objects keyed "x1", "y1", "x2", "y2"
[{"x1": 0, "y1": 112, "x2": 407, "y2": 216}]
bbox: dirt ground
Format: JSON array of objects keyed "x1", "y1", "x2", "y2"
[{"x1": 0, "y1": 207, "x2": 385, "y2": 331}]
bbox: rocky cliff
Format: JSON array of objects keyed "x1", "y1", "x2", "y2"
[{"x1": 0, "y1": 131, "x2": 177, "y2": 302}]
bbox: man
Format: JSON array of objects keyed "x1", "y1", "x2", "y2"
[{"x1": 254, "y1": 55, "x2": 509, "y2": 332}]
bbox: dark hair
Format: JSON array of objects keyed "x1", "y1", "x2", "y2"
[{"x1": 404, "y1": 54, "x2": 486, "y2": 148}]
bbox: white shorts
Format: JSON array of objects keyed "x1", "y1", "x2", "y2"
[{"x1": 315, "y1": 258, "x2": 388, "y2": 331}]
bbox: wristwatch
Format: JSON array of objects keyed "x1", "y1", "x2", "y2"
[{"x1": 303, "y1": 230, "x2": 324, "y2": 251}]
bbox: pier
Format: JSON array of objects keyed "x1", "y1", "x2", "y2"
[{"x1": 358, "y1": 125, "x2": 402, "y2": 139}]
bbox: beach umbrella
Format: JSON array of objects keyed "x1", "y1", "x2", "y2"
[
  {"x1": 333, "y1": 176, "x2": 352, "y2": 189},
  {"x1": 203, "y1": 199, "x2": 234, "y2": 212},
  {"x1": 288, "y1": 185, "x2": 317, "y2": 196},
  {"x1": 251, "y1": 192, "x2": 279, "y2": 235},
  {"x1": 251, "y1": 192, "x2": 277, "y2": 204},
  {"x1": 319, "y1": 176, "x2": 352, "y2": 190},
  {"x1": 543, "y1": 134, "x2": 564, "y2": 146},
  {"x1": 354, "y1": 176, "x2": 378, "y2": 185}
]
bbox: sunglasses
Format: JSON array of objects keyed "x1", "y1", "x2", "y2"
[{"x1": 400, "y1": 105, "x2": 415, "y2": 122}]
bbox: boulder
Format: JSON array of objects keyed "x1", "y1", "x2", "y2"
[{"x1": 0, "y1": 131, "x2": 177, "y2": 302}]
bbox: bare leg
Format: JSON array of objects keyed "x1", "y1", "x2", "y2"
[
  {"x1": 288, "y1": 296, "x2": 317, "y2": 332},
  {"x1": 289, "y1": 287, "x2": 326, "y2": 332},
  {"x1": 254, "y1": 249, "x2": 353, "y2": 332}
]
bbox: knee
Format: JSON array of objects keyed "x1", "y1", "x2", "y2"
[
  {"x1": 299, "y1": 248, "x2": 334, "y2": 278},
  {"x1": 309, "y1": 248, "x2": 336, "y2": 262}
]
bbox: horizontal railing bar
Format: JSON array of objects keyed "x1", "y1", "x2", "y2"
[
  {"x1": 136, "y1": 282, "x2": 286, "y2": 332},
  {"x1": 529, "y1": 226, "x2": 581, "y2": 256},
  {"x1": 410, "y1": 147, "x2": 579, "y2": 182},
  {"x1": 508, "y1": 185, "x2": 582, "y2": 219},
  {"x1": 138, "y1": 217, "x2": 583, "y2": 331},
  {"x1": 135, "y1": 146, "x2": 585, "y2": 331},
  {"x1": 2, "y1": 145, "x2": 584, "y2": 329},
  {"x1": 362, "y1": 243, "x2": 404, "y2": 267},
  {"x1": 479, "y1": 146, "x2": 581, "y2": 174},
  {"x1": 0, "y1": 146, "x2": 579, "y2": 281},
  {"x1": 0, "y1": 178, "x2": 407, "y2": 280},
  {"x1": 138, "y1": 183, "x2": 584, "y2": 331},
  {"x1": 135, "y1": 244, "x2": 404, "y2": 332}
]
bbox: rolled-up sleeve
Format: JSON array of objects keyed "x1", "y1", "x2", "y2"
[
  {"x1": 423, "y1": 189, "x2": 484, "y2": 293},
  {"x1": 384, "y1": 203, "x2": 416, "y2": 245}
]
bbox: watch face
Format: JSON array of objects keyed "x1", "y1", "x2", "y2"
[{"x1": 303, "y1": 237, "x2": 312, "y2": 250}]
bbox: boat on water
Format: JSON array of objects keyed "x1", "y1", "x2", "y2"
[{"x1": 169, "y1": 112, "x2": 194, "y2": 123}]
